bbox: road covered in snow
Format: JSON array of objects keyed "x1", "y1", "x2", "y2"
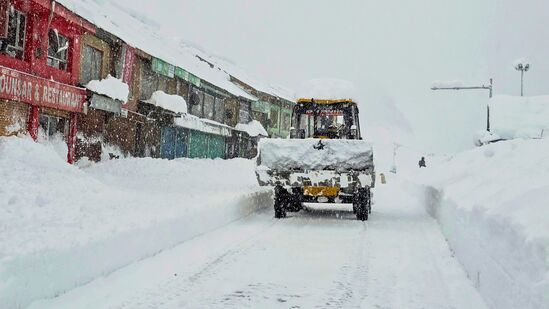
[{"x1": 30, "y1": 177, "x2": 487, "y2": 309}]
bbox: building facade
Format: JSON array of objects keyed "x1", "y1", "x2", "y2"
[
  {"x1": 229, "y1": 76, "x2": 294, "y2": 138},
  {"x1": 0, "y1": 0, "x2": 92, "y2": 163},
  {"x1": 0, "y1": 0, "x2": 269, "y2": 163}
]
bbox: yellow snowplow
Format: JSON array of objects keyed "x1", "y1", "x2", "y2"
[{"x1": 256, "y1": 98, "x2": 375, "y2": 220}]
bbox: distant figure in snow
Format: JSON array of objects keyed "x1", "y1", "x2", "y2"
[{"x1": 419, "y1": 157, "x2": 426, "y2": 168}]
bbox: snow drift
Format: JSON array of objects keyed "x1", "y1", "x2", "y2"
[
  {"x1": 0, "y1": 136, "x2": 271, "y2": 308},
  {"x1": 489, "y1": 95, "x2": 549, "y2": 140},
  {"x1": 417, "y1": 139, "x2": 549, "y2": 309}
]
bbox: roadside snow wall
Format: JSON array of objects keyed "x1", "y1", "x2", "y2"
[
  {"x1": 418, "y1": 139, "x2": 548, "y2": 309},
  {"x1": 489, "y1": 95, "x2": 549, "y2": 140},
  {"x1": 0, "y1": 136, "x2": 272, "y2": 309}
]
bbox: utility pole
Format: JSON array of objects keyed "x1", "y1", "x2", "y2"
[
  {"x1": 431, "y1": 79, "x2": 493, "y2": 132},
  {"x1": 514, "y1": 62, "x2": 530, "y2": 97}
]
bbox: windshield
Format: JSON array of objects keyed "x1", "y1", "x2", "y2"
[{"x1": 293, "y1": 105, "x2": 358, "y2": 139}]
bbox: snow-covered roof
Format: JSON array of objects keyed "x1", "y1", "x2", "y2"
[
  {"x1": 235, "y1": 120, "x2": 268, "y2": 137},
  {"x1": 56, "y1": 0, "x2": 257, "y2": 101},
  {"x1": 200, "y1": 54, "x2": 295, "y2": 102},
  {"x1": 85, "y1": 75, "x2": 129, "y2": 102},
  {"x1": 175, "y1": 114, "x2": 232, "y2": 137},
  {"x1": 296, "y1": 79, "x2": 357, "y2": 101},
  {"x1": 489, "y1": 95, "x2": 549, "y2": 140},
  {"x1": 143, "y1": 91, "x2": 187, "y2": 115}
]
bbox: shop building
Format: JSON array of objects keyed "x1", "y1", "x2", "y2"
[
  {"x1": 229, "y1": 75, "x2": 294, "y2": 138},
  {"x1": 0, "y1": 0, "x2": 93, "y2": 163}
]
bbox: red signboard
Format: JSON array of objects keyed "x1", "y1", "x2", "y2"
[
  {"x1": 122, "y1": 44, "x2": 135, "y2": 85},
  {"x1": 0, "y1": 65, "x2": 86, "y2": 113},
  {"x1": 0, "y1": 1, "x2": 9, "y2": 39}
]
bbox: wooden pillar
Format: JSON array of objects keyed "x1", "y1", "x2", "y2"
[
  {"x1": 67, "y1": 113, "x2": 78, "y2": 164},
  {"x1": 27, "y1": 105, "x2": 39, "y2": 140}
]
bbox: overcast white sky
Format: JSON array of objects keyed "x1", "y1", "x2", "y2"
[{"x1": 115, "y1": 0, "x2": 548, "y2": 153}]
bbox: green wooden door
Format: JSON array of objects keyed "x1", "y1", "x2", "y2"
[
  {"x1": 189, "y1": 130, "x2": 209, "y2": 158},
  {"x1": 208, "y1": 135, "x2": 225, "y2": 159}
]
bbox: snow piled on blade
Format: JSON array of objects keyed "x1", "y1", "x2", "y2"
[
  {"x1": 295, "y1": 78, "x2": 357, "y2": 100},
  {"x1": 0, "y1": 136, "x2": 270, "y2": 308},
  {"x1": 85, "y1": 74, "x2": 129, "y2": 102},
  {"x1": 258, "y1": 138, "x2": 373, "y2": 171},
  {"x1": 235, "y1": 120, "x2": 268, "y2": 137},
  {"x1": 489, "y1": 95, "x2": 549, "y2": 140},
  {"x1": 417, "y1": 138, "x2": 549, "y2": 309},
  {"x1": 144, "y1": 90, "x2": 188, "y2": 114}
]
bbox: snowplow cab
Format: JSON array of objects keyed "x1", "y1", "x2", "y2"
[{"x1": 291, "y1": 99, "x2": 361, "y2": 140}]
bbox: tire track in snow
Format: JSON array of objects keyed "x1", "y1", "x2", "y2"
[{"x1": 111, "y1": 216, "x2": 281, "y2": 309}]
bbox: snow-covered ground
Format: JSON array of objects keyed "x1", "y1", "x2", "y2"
[
  {"x1": 29, "y1": 175, "x2": 487, "y2": 309},
  {"x1": 414, "y1": 138, "x2": 549, "y2": 309},
  {"x1": 0, "y1": 136, "x2": 271, "y2": 308},
  {"x1": 2, "y1": 135, "x2": 547, "y2": 309}
]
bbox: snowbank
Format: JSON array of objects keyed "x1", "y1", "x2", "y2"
[
  {"x1": 0, "y1": 136, "x2": 271, "y2": 308},
  {"x1": 295, "y1": 78, "x2": 357, "y2": 100},
  {"x1": 85, "y1": 74, "x2": 129, "y2": 102},
  {"x1": 235, "y1": 120, "x2": 268, "y2": 137},
  {"x1": 489, "y1": 95, "x2": 549, "y2": 140},
  {"x1": 144, "y1": 90, "x2": 188, "y2": 114},
  {"x1": 258, "y1": 138, "x2": 373, "y2": 171},
  {"x1": 417, "y1": 139, "x2": 549, "y2": 309}
]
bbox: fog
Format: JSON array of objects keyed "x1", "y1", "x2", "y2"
[{"x1": 115, "y1": 0, "x2": 548, "y2": 153}]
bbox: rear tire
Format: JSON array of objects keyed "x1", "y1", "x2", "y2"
[
  {"x1": 355, "y1": 188, "x2": 370, "y2": 221},
  {"x1": 274, "y1": 185, "x2": 287, "y2": 219}
]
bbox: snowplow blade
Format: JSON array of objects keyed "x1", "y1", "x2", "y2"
[{"x1": 255, "y1": 139, "x2": 375, "y2": 194}]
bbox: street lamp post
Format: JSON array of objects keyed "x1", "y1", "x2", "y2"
[
  {"x1": 514, "y1": 62, "x2": 530, "y2": 97},
  {"x1": 431, "y1": 79, "x2": 493, "y2": 131}
]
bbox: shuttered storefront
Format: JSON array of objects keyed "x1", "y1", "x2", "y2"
[
  {"x1": 188, "y1": 130, "x2": 226, "y2": 159},
  {"x1": 160, "y1": 126, "x2": 188, "y2": 159}
]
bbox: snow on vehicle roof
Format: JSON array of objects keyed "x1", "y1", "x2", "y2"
[
  {"x1": 56, "y1": 0, "x2": 256, "y2": 101},
  {"x1": 295, "y1": 79, "x2": 357, "y2": 101},
  {"x1": 85, "y1": 75, "x2": 129, "y2": 103},
  {"x1": 489, "y1": 95, "x2": 549, "y2": 140}
]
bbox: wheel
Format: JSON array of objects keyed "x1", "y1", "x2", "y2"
[
  {"x1": 286, "y1": 188, "x2": 303, "y2": 212},
  {"x1": 368, "y1": 195, "x2": 372, "y2": 214},
  {"x1": 274, "y1": 185, "x2": 287, "y2": 219},
  {"x1": 354, "y1": 188, "x2": 370, "y2": 221}
]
